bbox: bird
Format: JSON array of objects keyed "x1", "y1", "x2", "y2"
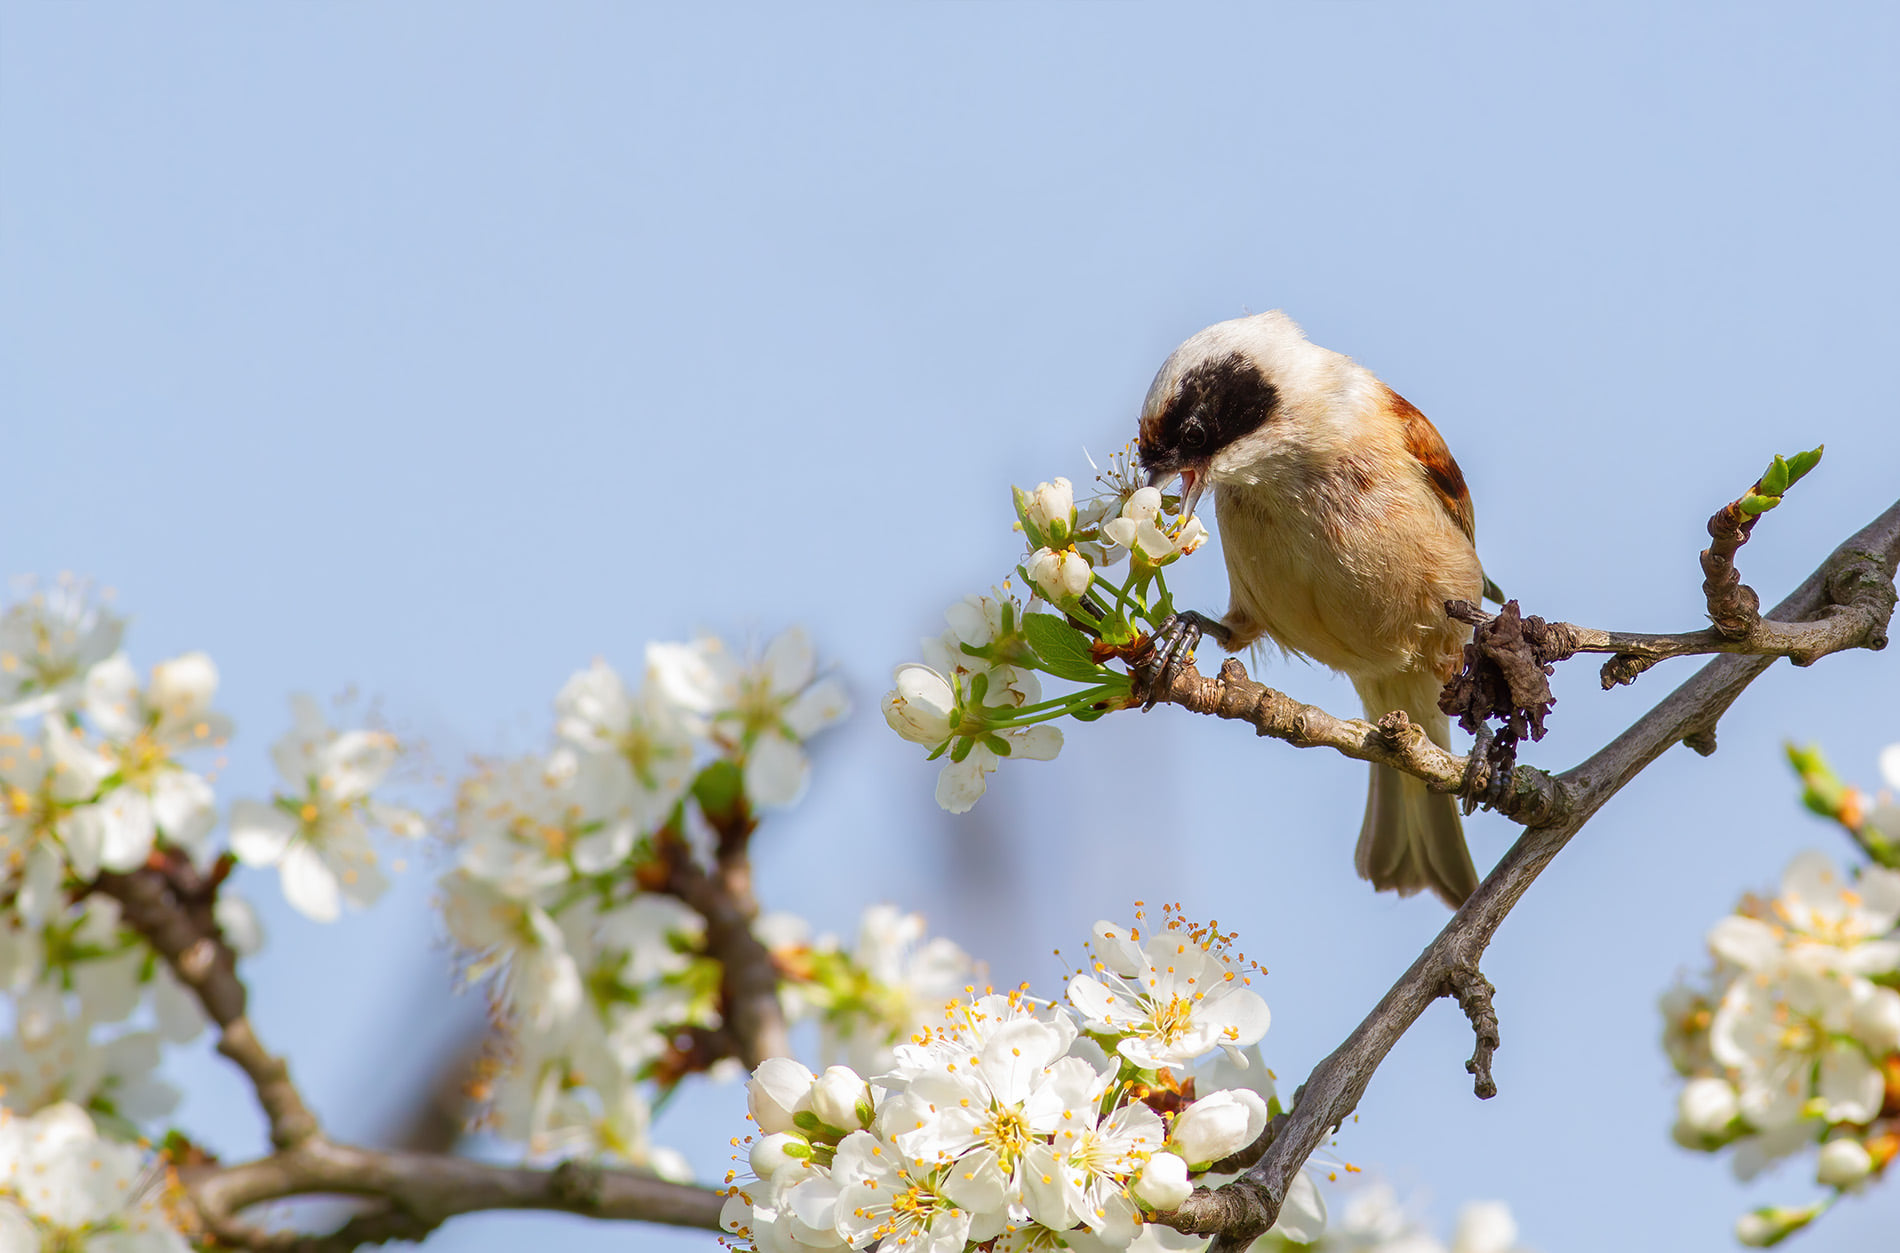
[{"x1": 1135, "y1": 311, "x2": 1500, "y2": 907}]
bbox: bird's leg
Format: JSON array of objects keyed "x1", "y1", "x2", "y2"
[{"x1": 1142, "y1": 610, "x2": 1234, "y2": 710}]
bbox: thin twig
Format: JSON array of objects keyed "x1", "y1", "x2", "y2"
[
  {"x1": 1445, "y1": 966, "x2": 1499, "y2": 1100},
  {"x1": 1153, "y1": 495, "x2": 1900, "y2": 1246}
]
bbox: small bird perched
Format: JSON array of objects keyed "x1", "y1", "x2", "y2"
[{"x1": 1136, "y1": 311, "x2": 1498, "y2": 907}]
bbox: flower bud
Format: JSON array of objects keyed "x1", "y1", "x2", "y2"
[
  {"x1": 150, "y1": 651, "x2": 220, "y2": 720},
  {"x1": 1674, "y1": 1076, "x2": 1739, "y2": 1142},
  {"x1": 881, "y1": 665, "x2": 956, "y2": 745},
  {"x1": 1133, "y1": 1150, "x2": 1192, "y2": 1210},
  {"x1": 1816, "y1": 1137, "x2": 1874, "y2": 1189},
  {"x1": 1851, "y1": 985, "x2": 1900, "y2": 1053},
  {"x1": 1736, "y1": 1204, "x2": 1820, "y2": 1247},
  {"x1": 1168, "y1": 1088, "x2": 1268, "y2": 1166},
  {"x1": 747, "y1": 1057, "x2": 815, "y2": 1135},
  {"x1": 1026, "y1": 547, "x2": 1092, "y2": 602},
  {"x1": 1025, "y1": 478, "x2": 1076, "y2": 547},
  {"x1": 749, "y1": 1132, "x2": 813, "y2": 1185},
  {"x1": 809, "y1": 1065, "x2": 871, "y2": 1132}
]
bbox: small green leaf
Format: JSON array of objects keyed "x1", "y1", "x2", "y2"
[
  {"x1": 1760, "y1": 454, "x2": 1790, "y2": 496},
  {"x1": 1022, "y1": 612, "x2": 1109, "y2": 682},
  {"x1": 1739, "y1": 493, "x2": 1781, "y2": 516},
  {"x1": 1785, "y1": 445, "x2": 1824, "y2": 485},
  {"x1": 949, "y1": 736, "x2": 975, "y2": 763},
  {"x1": 690, "y1": 760, "x2": 745, "y2": 822},
  {"x1": 981, "y1": 733, "x2": 1012, "y2": 757}
]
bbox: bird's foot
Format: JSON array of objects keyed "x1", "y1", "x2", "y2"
[{"x1": 1141, "y1": 610, "x2": 1234, "y2": 711}]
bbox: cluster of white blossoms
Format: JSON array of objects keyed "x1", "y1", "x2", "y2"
[
  {"x1": 720, "y1": 909, "x2": 1330, "y2": 1253},
  {"x1": 1663, "y1": 826, "x2": 1900, "y2": 1243},
  {"x1": 438, "y1": 628, "x2": 849, "y2": 1172},
  {"x1": 0, "y1": 579, "x2": 301, "y2": 1248},
  {"x1": 882, "y1": 450, "x2": 1208, "y2": 813},
  {"x1": 0, "y1": 1102, "x2": 191, "y2": 1252}
]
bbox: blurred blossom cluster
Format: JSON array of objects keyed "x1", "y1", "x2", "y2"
[
  {"x1": 0, "y1": 577, "x2": 406, "y2": 1247},
  {"x1": 719, "y1": 907, "x2": 1320, "y2": 1253},
  {"x1": 0, "y1": 1102, "x2": 192, "y2": 1252},
  {"x1": 881, "y1": 450, "x2": 1207, "y2": 813},
  {"x1": 1662, "y1": 744, "x2": 1900, "y2": 1245},
  {"x1": 438, "y1": 627, "x2": 852, "y2": 1174}
]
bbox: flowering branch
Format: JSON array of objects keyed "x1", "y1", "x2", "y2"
[
  {"x1": 1155, "y1": 493, "x2": 1900, "y2": 1248},
  {"x1": 86, "y1": 856, "x2": 723, "y2": 1248}
]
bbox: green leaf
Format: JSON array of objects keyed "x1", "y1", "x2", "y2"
[
  {"x1": 1760, "y1": 454, "x2": 1790, "y2": 497},
  {"x1": 1022, "y1": 612, "x2": 1109, "y2": 682},
  {"x1": 690, "y1": 760, "x2": 745, "y2": 823},
  {"x1": 1739, "y1": 493, "x2": 1781, "y2": 516},
  {"x1": 1785, "y1": 445, "x2": 1824, "y2": 485}
]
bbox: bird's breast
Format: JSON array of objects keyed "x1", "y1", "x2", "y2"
[{"x1": 1211, "y1": 465, "x2": 1481, "y2": 680}]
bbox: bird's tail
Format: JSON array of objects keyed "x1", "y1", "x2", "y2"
[{"x1": 1351, "y1": 671, "x2": 1479, "y2": 908}]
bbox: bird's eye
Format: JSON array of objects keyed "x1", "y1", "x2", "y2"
[{"x1": 1181, "y1": 421, "x2": 1207, "y2": 451}]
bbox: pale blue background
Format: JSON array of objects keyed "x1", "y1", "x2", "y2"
[{"x1": 5, "y1": 3, "x2": 1898, "y2": 1249}]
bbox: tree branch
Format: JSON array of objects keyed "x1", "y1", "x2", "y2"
[
  {"x1": 183, "y1": 1139, "x2": 726, "y2": 1249},
  {"x1": 94, "y1": 854, "x2": 320, "y2": 1150},
  {"x1": 1142, "y1": 657, "x2": 1567, "y2": 827},
  {"x1": 652, "y1": 796, "x2": 791, "y2": 1068},
  {"x1": 1153, "y1": 495, "x2": 1900, "y2": 1246}
]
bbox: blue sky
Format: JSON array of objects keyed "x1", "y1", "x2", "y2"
[{"x1": 4, "y1": 3, "x2": 1898, "y2": 1249}]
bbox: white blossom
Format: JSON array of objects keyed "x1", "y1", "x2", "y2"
[
  {"x1": 934, "y1": 725, "x2": 1062, "y2": 815},
  {"x1": 554, "y1": 659, "x2": 697, "y2": 832},
  {"x1": 1026, "y1": 545, "x2": 1093, "y2": 602},
  {"x1": 880, "y1": 664, "x2": 957, "y2": 747},
  {"x1": 1067, "y1": 917, "x2": 1271, "y2": 1070},
  {"x1": 1102, "y1": 488, "x2": 1208, "y2": 563},
  {"x1": 0, "y1": 579, "x2": 125, "y2": 717},
  {"x1": 230, "y1": 695, "x2": 422, "y2": 922},
  {"x1": 64, "y1": 653, "x2": 230, "y2": 869},
  {"x1": 647, "y1": 628, "x2": 848, "y2": 810}
]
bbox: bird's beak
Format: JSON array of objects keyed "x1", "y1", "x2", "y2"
[
  {"x1": 1177, "y1": 467, "x2": 1205, "y2": 524},
  {"x1": 1146, "y1": 463, "x2": 1207, "y2": 522}
]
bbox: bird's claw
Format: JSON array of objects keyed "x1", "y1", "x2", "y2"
[{"x1": 1142, "y1": 610, "x2": 1230, "y2": 711}]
